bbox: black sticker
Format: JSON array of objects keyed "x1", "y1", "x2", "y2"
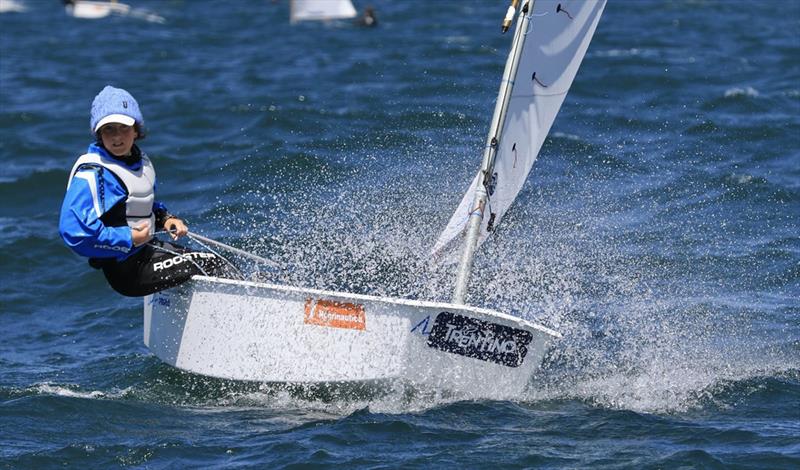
[{"x1": 427, "y1": 312, "x2": 532, "y2": 367}]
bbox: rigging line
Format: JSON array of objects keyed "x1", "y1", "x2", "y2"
[
  {"x1": 184, "y1": 233, "x2": 247, "y2": 280},
  {"x1": 186, "y1": 231, "x2": 280, "y2": 269},
  {"x1": 525, "y1": 10, "x2": 549, "y2": 34},
  {"x1": 152, "y1": 230, "x2": 246, "y2": 280}
]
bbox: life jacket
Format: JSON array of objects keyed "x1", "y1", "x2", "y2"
[{"x1": 67, "y1": 149, "x2": 157, "y2": 239}]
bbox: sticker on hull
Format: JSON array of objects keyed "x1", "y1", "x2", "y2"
[
  {"x1": 148, "y1": 293, "x2": 170, "y2": 307},
  {"x1": 304, "y1": 298, "x2": 366, "y2": 331},
  {"x1": 427, "y1": 312, "x2": 532, "y2": 367}
]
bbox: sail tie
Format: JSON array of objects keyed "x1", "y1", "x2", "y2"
[
  {"x1": 556, "y1": 3, "x2": 574, "y2": 19},
  {"x1": 532, "y1": 72, "x2": 548, "y2": 88}
]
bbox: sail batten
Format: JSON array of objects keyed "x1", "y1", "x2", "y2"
[{"x1": 434, "y1": 1, "x2": 606, "y2": 264}]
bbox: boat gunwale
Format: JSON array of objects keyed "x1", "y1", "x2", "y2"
[{"x1": 185, "y1": 275, "x2": 562, "y2": 339}]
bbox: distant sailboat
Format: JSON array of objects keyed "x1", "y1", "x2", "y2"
[
  {"x1": 63, "y1": 0, "x2": 129, "y2": 19},
  {"x1": 143, "y1": 0, "x2": 606, "y2": 397},
  {"x1": 63, "y1": 0, "x2": 164, "y2": 23},
  {"x1": 0, "y1": 0, "x2": 27, "y2": 13},
  {"x1": 290, "y1": 0, "x2": 357, "y2": 24}
]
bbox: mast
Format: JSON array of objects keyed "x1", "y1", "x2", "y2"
[{"x1": 452, "y1": 0, "x2": 533, "y2": 305}]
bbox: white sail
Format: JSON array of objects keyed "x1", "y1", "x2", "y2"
[
  {"x1": 0, "y1": 0, "x2": 27, "y2": 13},
  {"x1": 433, "y1": 0, "x2": 606, "y2": 256},
  {"x1": 290, "y1": 0, "x2": 357, "y2": 24}
]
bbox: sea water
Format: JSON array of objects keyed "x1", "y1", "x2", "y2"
[{"x1": 1, "y1": 1, "x2": 798, "y2": 467}]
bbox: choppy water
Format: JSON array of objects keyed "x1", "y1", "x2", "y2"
[{"x1": 1, "y1": 0, "x2": 798, "y2": 468}]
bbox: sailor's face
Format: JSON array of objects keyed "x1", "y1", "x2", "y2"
[{"x1": 99, "y1": 123, "x2": 137, "y2": 157}]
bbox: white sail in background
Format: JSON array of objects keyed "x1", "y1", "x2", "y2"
[
  {"x1": 290, "y1": 0, "x2": 357, "y2": 24},
  {"x1": 0, "y1": 0, "x2": 27, "y2": 13},
  {"x1": 433, "y1": 0, "x2": 606, "y2": 256}
]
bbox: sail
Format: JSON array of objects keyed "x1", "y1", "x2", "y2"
[
  {"x1": 432, "y1": 0, "x2": 606, "y2": 256},
  {"x1": 0, "y1": 0, "x2": 27, "y2": 13},
  {"x1": 290, "y1": 0, "x2": 357, "y2": 23}
]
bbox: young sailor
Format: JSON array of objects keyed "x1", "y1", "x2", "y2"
[
  {"x1": 356, "y1": 5, "x2": 377, "y2": 27},
  {"x1": 59, "y1": 85, "x2": 235, "y2": 297}
]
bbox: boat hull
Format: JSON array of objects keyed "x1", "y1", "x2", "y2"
[
  {"x1": 144, "y1": 276, "x2": 560, "y2": 396},
  {"x1": 66, "y1": 1, "x2": 129, "y2": 19}
]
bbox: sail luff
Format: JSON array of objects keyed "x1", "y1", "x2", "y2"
[
  {"x1": 434, "y1": 0, "x2": 606, "y2": 270},
  {"x1": 439, "y1": 0, "x2": 607, "y2": 306},
  {"x1": 451, "y1": 1, "x2": 533, "y2": 305}
]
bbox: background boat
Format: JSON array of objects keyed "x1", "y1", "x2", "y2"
[
  {"x1": 290, "y1": 0, "x2": 357, "y2": 24},
  {"x1": 63, "y1": 0, "x2": 164, "y2": 23},
  {"x1": 64, "y1": 0, "x2": 129, "y2": 19},
  {"x1": 0, "y1": 0, "x2": 26, "y2": 14}
]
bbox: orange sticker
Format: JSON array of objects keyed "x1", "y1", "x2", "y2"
[{"x1": 304, "y1": 298, "x2": 366, "y2": 331}]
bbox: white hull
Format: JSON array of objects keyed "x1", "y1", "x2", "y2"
[
  {"x1": 290, "y1": 0, "x2": 357, "y2": 23},
  {"x1": 66, "y1": 1, "x2": 129, "y2": 19},
  {"x1": 144, "y1": 276, "x2": 560, "y2": 396}
]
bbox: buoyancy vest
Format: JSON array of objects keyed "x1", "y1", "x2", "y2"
[{"x1": 67, "y1": 150, "x2": 157, "y2": 239}]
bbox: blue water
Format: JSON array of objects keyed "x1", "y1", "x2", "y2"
[{"x1": 1, "y1": 0, "x2": 799, "y2": 467}]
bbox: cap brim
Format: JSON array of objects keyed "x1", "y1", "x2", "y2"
[{"x1": 94, "y1": 114, "x2": 136, "y2": 132}]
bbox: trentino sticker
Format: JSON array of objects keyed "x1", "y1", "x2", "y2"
[{"x1": 427, "y1": 311, "x2": 532, "y2": 367}]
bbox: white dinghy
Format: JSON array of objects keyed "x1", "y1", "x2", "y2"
[
  {"x1": 289, "y1": 0, "x2": 357, "y2": 24},
  {"x1": 145, "y1": 277, "x2": 559, "y2": 396},
  {"x1": 144, "y1": 0, "x2": 606, "y2": 396},
  {"x1": 64, "y1": 0, "x2": 165, "y2": 23},
  {"x1": 64, "y1": 0, "x2": 129, "y2": 19}
]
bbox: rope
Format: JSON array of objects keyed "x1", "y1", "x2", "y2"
[
  {"x1": 153, "y1": 229, "x2": 278, "y2": 278},
  {"x1": 186, "y1": 231, "x2": 281, "y2": 270},
  {"x1": 183, "y1": 232, "x2": 246, "y2": 280}
]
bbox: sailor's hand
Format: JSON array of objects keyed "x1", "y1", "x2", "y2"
[
  {"x1": 164, "y1": 217, "x2": 188, "y2": 240},
  {"x1": 131, "y1": 221, "x2": 152, "y2": 246}
]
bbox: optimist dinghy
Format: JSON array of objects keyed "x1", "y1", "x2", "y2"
[
  {"x1": 64, "y1": 0, "x2": 129, "y2": 19},
  {"x1": 64, "y1": 0, "x2": 165, "y2": 23},
  {"x1": 144, "y1": 0, "x2": 606, "y2": 396},
  {"x1": 289, "y1": 0, "x2": 357, "y2": 24}
]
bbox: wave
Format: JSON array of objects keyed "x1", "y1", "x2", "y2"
[
  {"x1": 0, "y1": 383, "x2": 124, "y2": 401},
  {"x1": 724, "y1": 86, "x2": 760, "y2": 98},
  {"x1": 34, "y1": 383, "x2": 110, "y2": 400},
  {"x1": 590, "y1": 48, "x2": 659, "y2": 59}
]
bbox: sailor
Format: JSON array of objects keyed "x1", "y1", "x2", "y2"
[
  {"x1": 356, "y1": 5, "x2": 377, "y2": 27},
  {"x1": 59, "y1": 85, "x2": 235, "y2": 297}
]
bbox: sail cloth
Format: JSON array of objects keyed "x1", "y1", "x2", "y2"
[
  {"x1": 432, "y1": 0, "x2": 606, "y2": 256},
  {"x1": 290, "y1": 0, "x2": 357, "y2": 23}
]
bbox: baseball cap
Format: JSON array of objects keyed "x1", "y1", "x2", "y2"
[{"x1": 90, "y1": 85, "x2": 144, "y2": 133}]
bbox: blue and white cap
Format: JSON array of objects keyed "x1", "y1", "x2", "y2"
[{"x1": 90, "y1": 85, "x2": 144, "y2": 133}]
